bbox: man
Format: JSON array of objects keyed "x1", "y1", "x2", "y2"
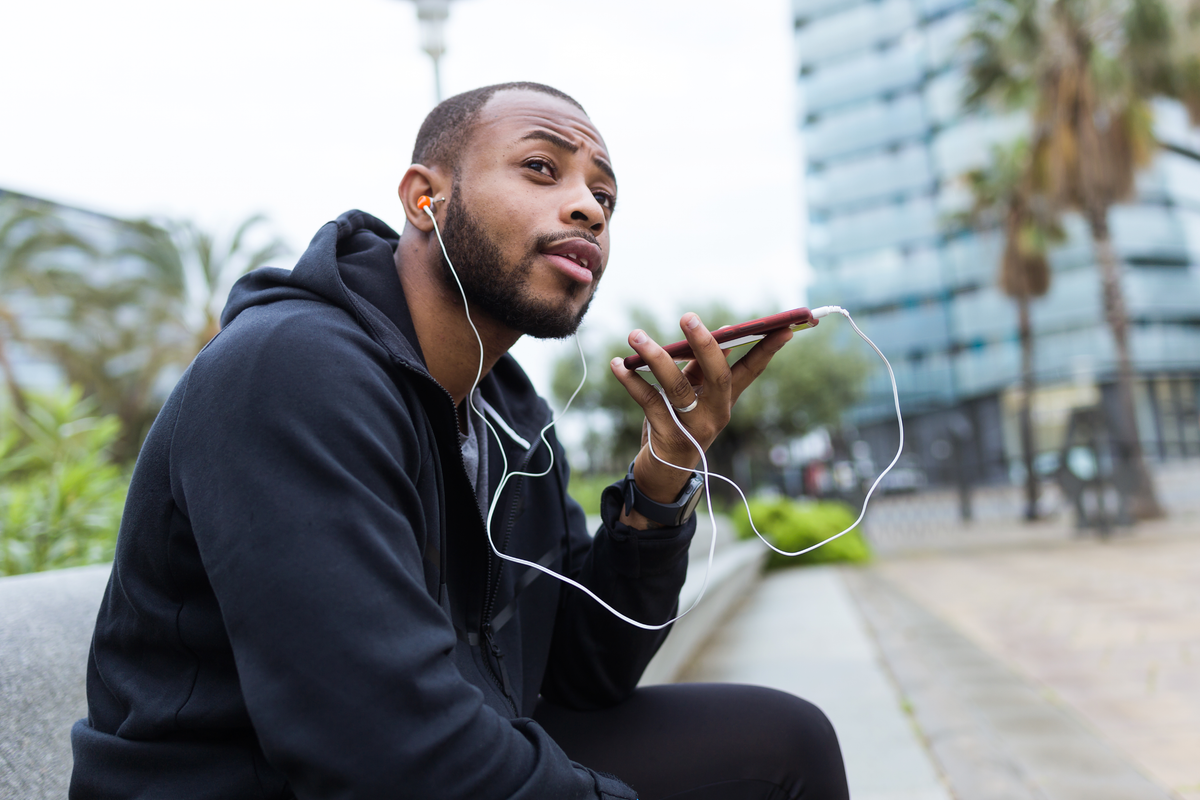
[{"x1": 71, "y1": 82, "x2": 849, "y2": 799}]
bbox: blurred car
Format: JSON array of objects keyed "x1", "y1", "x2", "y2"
[{"x1": 878, "y1": 456, "x2": 928, "y2": 494}]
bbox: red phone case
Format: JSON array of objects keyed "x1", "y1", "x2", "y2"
[{"x1": 622, "y1": 308, "x2": 817, "y2": 370}]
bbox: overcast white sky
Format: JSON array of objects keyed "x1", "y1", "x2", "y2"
[{"x1": 1, "y1": 0, "x2": 809, "y2": 396}]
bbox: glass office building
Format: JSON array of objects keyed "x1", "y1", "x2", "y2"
[{"x1": 794, "y1": 0, "x2": 1200, "y2": 484}]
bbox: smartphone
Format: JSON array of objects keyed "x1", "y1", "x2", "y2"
[{"x1": 622, "y1": 307, "x2": 818, "y2": 371}]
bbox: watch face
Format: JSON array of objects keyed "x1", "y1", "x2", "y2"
[
  {"x1": 679, "y1": 475, "x2": 705, "y2": 522},
  {"x1": 626, "y1": 468, "x2": 706, "y2": 527}
]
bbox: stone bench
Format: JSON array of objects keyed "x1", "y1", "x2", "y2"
[
  {"x1": 0, "y1": 564, "x2": 111, "y2": 799},
  {"x1": 0, "y1": 523, "x2": 763, "y2": 797}
]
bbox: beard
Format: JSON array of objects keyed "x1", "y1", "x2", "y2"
[{"x1": 435, "y1": 191, "x2": 597, "y2": 340}]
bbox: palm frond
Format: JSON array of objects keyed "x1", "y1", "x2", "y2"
[
  {"x1": 951, "y1": 137, "x2": 1059, "y2": 301},
  {"x1": 7, "y1": 204, "x2": 290, "y2": 461}
]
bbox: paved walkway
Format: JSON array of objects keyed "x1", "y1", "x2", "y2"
[
  {"x1": 680, "y1": 566, "x2": 952, "y2": 800},
  {"x1": 683, "y1": 520, "x2": 1199, "y2": 800},
  {"x1": 869, "y1": 529, "x2": 1200, "y2": 800}
]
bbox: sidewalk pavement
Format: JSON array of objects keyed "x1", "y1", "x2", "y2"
[
  {"x1": 682, "y1": 518, "x2": 1199, "y2": 800},
  {"x1": 680, "y1": 565, "x2": 952, "y2": 800},
  {"x1": 864, "y1": 526, "x2": 1200, "y2": 800}
]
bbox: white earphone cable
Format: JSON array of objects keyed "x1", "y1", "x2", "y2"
[
  {"x1": 423, "y1": 204, "x2": 902, "y2": 629},
  {"x1": 646, "y1": 306, "x2": 904, "y2": 558},
  {"x1": 424, "y1": 203, "x2": 712, "y2": 630}
]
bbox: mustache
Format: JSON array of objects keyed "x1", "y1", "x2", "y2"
[{"x1": 535, "y1": 230, "x2": 600, "y2": 249}]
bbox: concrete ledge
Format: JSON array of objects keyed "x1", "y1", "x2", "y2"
[
  {"x1": 0, "y1": 563, "x2": 110, "y2": 799},
  {"x1": 0, "y1": 521, "x2": 766, "y2": 795},
  {"x1": 639, "y1": 518, "x2": 767, "y2": 685}
]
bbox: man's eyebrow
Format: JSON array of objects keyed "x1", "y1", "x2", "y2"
[
  {"x1": 592, "y1": 156, "x2": 618, "y2": 185},
  {"x1": 520, "y1": 130, "x2": 618, "y2": 185},
  {"x1": 521, "y1": 130, "x2": 578, "y2": 153}
]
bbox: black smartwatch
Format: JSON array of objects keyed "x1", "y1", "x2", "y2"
[{"x1": 620, "y1": 461, "x2": 705, "y2": 528}]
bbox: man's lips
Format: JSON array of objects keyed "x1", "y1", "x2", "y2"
[{"x1": 541, "y1": 238, "x2": 602, "y2": 284}]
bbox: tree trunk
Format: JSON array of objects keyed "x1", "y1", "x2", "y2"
[
  {"x1": 1017, "y1": 293, "x2": 1040, "y2": 520},
  {"x1": 1086, "y1": 208, "x2": 1164, "y2": 520}
]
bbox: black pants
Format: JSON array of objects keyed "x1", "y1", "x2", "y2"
[{"x1": 534, "y1": 683, "x2": 850, "y2": 800}]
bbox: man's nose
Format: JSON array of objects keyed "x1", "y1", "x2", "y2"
[{"x1": 563, "y1": 182, "x2": 605, "y2": 235}]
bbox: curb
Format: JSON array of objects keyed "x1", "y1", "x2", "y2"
[{"x1": 639, "y1": 529, "x2": 767, "y2": 685}]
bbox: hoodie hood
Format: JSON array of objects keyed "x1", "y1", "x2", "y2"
[
  {"x1": 220, "y1": 209, "x2": 552, "y2": 444},
  {"x1": 222, "y1": 209, "x2": 426, "y2": 373}
]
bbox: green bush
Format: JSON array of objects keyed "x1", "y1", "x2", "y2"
[
  {"x1": 1, "y1": 388, "x2": 129, "y2": 576},
  {"x1": 731, "y1": 496, "x2": 870, "y2": 569}
]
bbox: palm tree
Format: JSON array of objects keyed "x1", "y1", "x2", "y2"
[
  {"x1": 957, "y1": 140, "x2": 1063, "y2": 520},
  {"x1": 0, "y1": 196, "x2": 96, "y2": 416},
  {"x1": 15, "y1": 212, "x2": 287, "y2": 461},
  {"x1": 120, "y1": 215, "x2": 287, "y2": 356},
  {"x1": 964, "y1": 0, "x2": 1200, "y2": 519},
  {"x1": 23, "y1": 261, "x2": 186, "y2": 461}
]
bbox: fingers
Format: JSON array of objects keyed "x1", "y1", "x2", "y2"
[
  {"x1": 619, "y1": 326, "x2": 699, "y2": 412},
  {"x1": 611, "y1": 313, "x2": 741, "y2": 418},
  {"x1": 610, "y1": 349, "x2": 703, "y2": 483},
  {"x1": 611, "y1": 316, "x2": 794, "y2": 413},
  {"x1": 609, "y1": 315, "x2": 795, "y2": 509},
  {"x1": 728, "y1": 327, "x2": 794, "y2": 405},
  {"x1": 681, "y1": 313, "x2": 733, "y2": 412},
  {"x1": 609, "y1": 322, "x2": 711, "y2": 461},
  {"x1": 610, "y1": 353, "x2": 671, "y2": 414},
  {"x1": 680, "y1": 358, "x2": 705, "y2": 387}
]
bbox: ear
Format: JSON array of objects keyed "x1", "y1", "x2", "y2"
[{"x1": 398, "y1": 165, "x2": 450, "y2": 233}]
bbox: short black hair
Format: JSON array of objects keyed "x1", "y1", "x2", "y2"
[{"x1": 411, "y1": 82, "x2": 586, "y2": 173}]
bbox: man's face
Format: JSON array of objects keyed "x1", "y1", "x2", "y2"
[{"x1": 435, "y1": 90, "x2": 616, "y2": 340}]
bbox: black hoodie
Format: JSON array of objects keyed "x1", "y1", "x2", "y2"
[{"x1": 70, "y1": 211, "x2": 697, "y2": 799}]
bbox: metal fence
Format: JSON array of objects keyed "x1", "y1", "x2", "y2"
[{"x1": 860, "y1": 459, "x2": 1200, "y2": 555}]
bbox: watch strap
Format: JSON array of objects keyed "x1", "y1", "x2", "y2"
[{"x1": 620, "y1": 461, "x2": 705, "y2": 527}]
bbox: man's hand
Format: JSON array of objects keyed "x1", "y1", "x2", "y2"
[{"x1": 609, "y1": 312, "x2": 793, "y2": 529}]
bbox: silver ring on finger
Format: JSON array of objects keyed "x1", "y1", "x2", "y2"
[{"x1": 674, "y1": 397, "x2": 699, "y2": 413}]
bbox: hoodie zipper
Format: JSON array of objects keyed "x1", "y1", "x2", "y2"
[
  {"x1": 478, "y1": 438, "x2": 545, "y2": 716},
  {"x1": 481, "y1": 623, "x2": 515, "y2": 702},
  {"x1": 331, "y1": 252, "x2": 543, "y2": 715},
  {"x1": 479, "y1": 497, "x2": 517, "y2": 715},
  {"x1": 401, "y1": 360, "x2": 543, "y2": 718}
]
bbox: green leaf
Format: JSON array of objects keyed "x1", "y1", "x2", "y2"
[
  {"x1": 731, "y1": 496, "x2": 870, "y2": 568},
  {"x1": 0, "y1": 388, "x2": 129, "y2": 575}
]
